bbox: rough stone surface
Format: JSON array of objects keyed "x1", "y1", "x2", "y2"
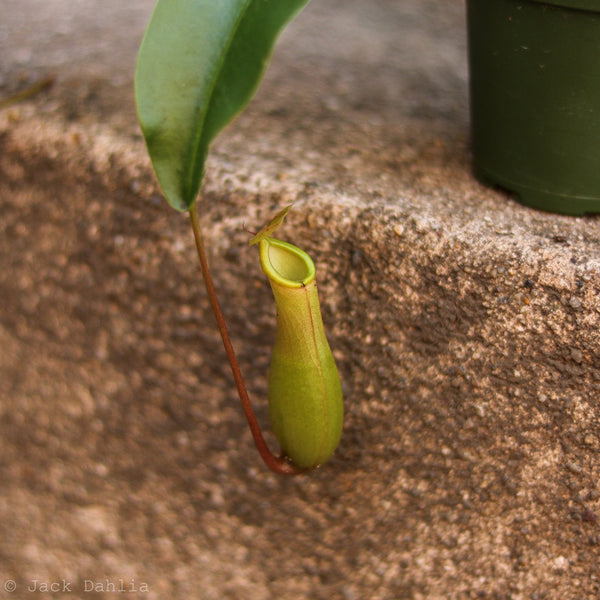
[{"x1": 1, "y1": 1, "x2": 599, "y2": 599}]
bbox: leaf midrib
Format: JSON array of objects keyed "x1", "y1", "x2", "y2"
[{"x1": 185, "y1": 0, "x2": 252, "y2": 207}]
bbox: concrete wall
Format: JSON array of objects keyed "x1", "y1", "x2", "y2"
[{"x1": 1, "y1": 1, "x2": 599, "y2": 598}]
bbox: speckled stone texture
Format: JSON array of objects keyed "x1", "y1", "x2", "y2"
[{"x1": 0, "y1": 1, "x2": 599, "y2": 599}]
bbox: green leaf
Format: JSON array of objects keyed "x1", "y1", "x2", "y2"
[{"x1": 135, "y1": 0, "x2": 310, "y2": 212}]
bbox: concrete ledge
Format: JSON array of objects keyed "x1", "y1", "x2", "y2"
[{"x1": 1, "y1": 1, "x2": 599, "y2": 599}]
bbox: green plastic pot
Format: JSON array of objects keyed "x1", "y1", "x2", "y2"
[{"x1": 467, "y1": 0, "x2": 600, "y2": 215}]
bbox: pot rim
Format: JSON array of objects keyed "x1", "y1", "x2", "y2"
[{"x1": 528, "y1": 0, "x2": 600, "y2": 12}]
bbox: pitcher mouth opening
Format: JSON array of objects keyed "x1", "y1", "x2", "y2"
[{"x1": 259, "y1": 238, "x2": 316, "y2": 288}]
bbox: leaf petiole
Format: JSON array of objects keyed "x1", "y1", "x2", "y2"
[{"x1": 188, "y1": 201, "x2": 305, "y2": 476}]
